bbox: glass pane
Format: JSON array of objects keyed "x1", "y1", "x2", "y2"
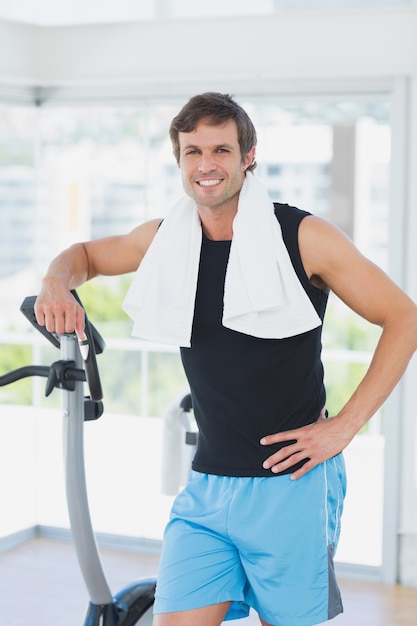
[
  {"x1": 0, "y1": 104, "x2": 39, "y2": 398},
  {"x1": 0, "y1": 105, "x2": 37, "y2": 279},
  {"x1": 36, "y1": 105, "x2": 182, "y2": 252}
]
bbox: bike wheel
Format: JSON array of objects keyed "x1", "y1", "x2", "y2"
[
  {"x1": 123, "y1": 604, "x2": 153, "y2": 626},
  {"x1": 114, "y1": 579, "x2": 156, "y2": 626}
]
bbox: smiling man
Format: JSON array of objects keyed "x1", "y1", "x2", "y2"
[
  {"x1": 175, "y1": 119, "x2": 255, "y2": 238},
  {"x1": 34, "y1": 93, "x2": 417, "y2": 626}
]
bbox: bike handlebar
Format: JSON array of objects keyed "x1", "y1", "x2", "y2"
[{"x1": 19, "y1": 291, "x2": 105, "y2": 402}]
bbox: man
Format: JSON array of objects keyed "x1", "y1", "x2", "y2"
[{"x1": 35, "y1": 93, "x2": 417, "y2": 626}]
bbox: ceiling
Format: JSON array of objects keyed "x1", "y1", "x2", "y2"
[{"x1": 0, "y1": 0, "x2": 411, "y2": 26}]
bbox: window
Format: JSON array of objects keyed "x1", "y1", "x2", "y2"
[{"x1": 0, "y1": 96, "x2": 390, "y2": 564}]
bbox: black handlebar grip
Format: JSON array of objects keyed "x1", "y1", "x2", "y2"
[
  {"x1": 20, "y1": 291, "x2": 105, "y2": 402},
  {"x1": 70, "y1": 290, "x2": 103, "y2": 402}
]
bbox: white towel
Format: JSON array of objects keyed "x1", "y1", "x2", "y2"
[{"x1": 123, "y1": 173, "x2": 321, "y2": 347}]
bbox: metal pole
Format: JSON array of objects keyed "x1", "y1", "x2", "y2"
[{"x1": 61, "y1": 334, "x2": 112, "y2": 605}]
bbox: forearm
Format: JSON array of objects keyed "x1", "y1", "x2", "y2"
[
  {"x1": 35, "y1": 243, "x2": 92, "y2": 336},
  {"x1": 261, "y1": 306, "x2": 417, "y2": 479},
  {"x1": 41, "y1": 243, "x2": 91, "y2": 291},
  {"x1": 334, "y1": 309, "x2": 417, "y2": 435}
]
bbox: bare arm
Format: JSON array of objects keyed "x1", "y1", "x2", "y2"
[
  {"x1": 261, "y1": 215, "x2": 417, "y2": 478},
  {"x1": 34, "y1": 218, "x2": 162, "y2": 338}
]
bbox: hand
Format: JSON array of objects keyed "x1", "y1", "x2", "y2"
[
  {"x1": 260, "y1": 409, "x2": 353, "y2": 480},
  {"x1": 34, "y1": 282, "x2": 85, "y2": 340}
]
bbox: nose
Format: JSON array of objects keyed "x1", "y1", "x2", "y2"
[{"x1": 198, "y1": 152, "x2": 217, "y2": 173}]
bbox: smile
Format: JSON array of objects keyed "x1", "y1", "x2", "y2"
[{"x1": 197, "y1": 179, "x2": 222, "y2": 187}]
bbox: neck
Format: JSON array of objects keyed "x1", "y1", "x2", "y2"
[
  {"x1": 199, "y1": 211, "x2": 235, "y2": 241},
  {"x1": 196, "y1": 196, "x2": 239, "y2": 240}
]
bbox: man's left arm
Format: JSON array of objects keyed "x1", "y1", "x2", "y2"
[{"x1": 261, "y1": 215, "x2": 417, "y2": 479}]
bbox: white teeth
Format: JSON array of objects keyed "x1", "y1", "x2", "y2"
[{"x1": 198, "y1": 179, "x2": 221, "y2": 187}]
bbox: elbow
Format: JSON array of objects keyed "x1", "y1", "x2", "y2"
[
  {"x1": 402, "y1": 303, "x2": 417, "y2": 352},
  {"x1": 382, "y1": 300, "x2": 417, "y2": 354}
]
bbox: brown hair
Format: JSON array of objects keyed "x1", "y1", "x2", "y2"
[{"x1": 169, "y1": 92, "x2": 257, "y2": 172}]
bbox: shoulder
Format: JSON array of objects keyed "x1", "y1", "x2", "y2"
[
  {"x1": 273, "y1": 202, "x2": 311, "y2": 226},
  {"x1": 273, "y1": 203, "x2": 311, "y2": 252},
  {"x1": 298, "y1": 214, "x2": 417, "y2": 326},
  {"x1": 126, "y1": 218, "x2": 164, "y2": 256},
  {"x1": 298, "y1": 214, "x2": 353, "y2": 268},
  {"x1": 297, "y1": 214, "x2": 361, "y2": 290},
  {"x1": 84, "y1": 218, "x2": 164, "y2": 276},
  {"x1": 298, "y1": 214, "x2": 356, "y2": 257},
  {"x1": 298, "y1": 214, "x2": 383, "y2": 296}
]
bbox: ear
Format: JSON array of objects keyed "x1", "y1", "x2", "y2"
[
  {"x1": 242, "y1": 146, "x2": 256, "y2": 171},
  {"x1": 172, "y1": 150, "x2": 181, "y2": 169}
]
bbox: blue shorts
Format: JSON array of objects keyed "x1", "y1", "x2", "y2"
[{"x1": 154, "y1": 455, "x2": 346, "y2": 626}]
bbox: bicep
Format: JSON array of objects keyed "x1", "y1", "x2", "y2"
[
  {"x1": 299, "y1": 216, "x2": 412, "y2": 326},
  {"x1": 84, "y1": 218, "x2": 162, "y2": 279}
]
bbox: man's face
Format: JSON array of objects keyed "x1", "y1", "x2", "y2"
[{"x1": 177, "y1": 119, "x2": 255, "y2": 214}]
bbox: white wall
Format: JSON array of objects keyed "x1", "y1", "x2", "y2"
[
  {"x1": 0, "y1": 406, "x2": 173, "y2": 542},
  {"x1": 0, "y1": 406, "x2": 37, "y2": 537}
]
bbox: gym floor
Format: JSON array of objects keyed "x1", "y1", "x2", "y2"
[{"x1": 0, "y1": 538, "x2": 416, "y2": 626}]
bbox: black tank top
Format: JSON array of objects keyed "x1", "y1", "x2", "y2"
[{"x1": 180, "y1": 203, "x2": 328, "y2": 477}]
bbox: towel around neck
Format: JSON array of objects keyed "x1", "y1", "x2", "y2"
[{"x1": 123, "y1": 173, "x2": 321, "y2": 347}]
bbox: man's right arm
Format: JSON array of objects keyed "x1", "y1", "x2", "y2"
[{"x1": 34, "y1": 218, "x2": 162, "y2": 338}]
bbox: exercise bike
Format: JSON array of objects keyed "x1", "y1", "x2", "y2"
[{"x1": 0, "y1": 291, "x2": 156, "y2": 625}]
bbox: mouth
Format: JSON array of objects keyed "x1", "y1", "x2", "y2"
[{"x1": 196, "y1": 178, "x2": 223, "y2": 187}]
